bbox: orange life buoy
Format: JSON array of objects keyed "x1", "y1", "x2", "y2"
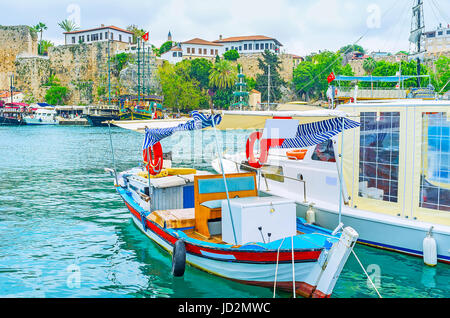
[
  {"x1": 246, "y1": 132, "x2": 268, "y2": 169},
  {"x1": 286, "y1": 149, "x2": 307, "y2": 160},
  {"x1": 143, "y1": 142, "x2": 163, "y2": 176}
]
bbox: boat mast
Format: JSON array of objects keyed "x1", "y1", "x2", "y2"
[
  {"x1": 409, "y1": 0, "x2": 425, "y2": 88},
  {"x1": 267, "y1": 65, "x2": 271, "y2": 110}
]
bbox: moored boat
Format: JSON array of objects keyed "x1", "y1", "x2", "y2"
[
  {"x1": 107, "y1": 111, "x2": 361, "y2": 298},
  {"x1": 213, "y1": 101, "x2": 450, "y2": 265},
  {"x1": 23, "y1": 107, "x2": 59, "y2": 125}
]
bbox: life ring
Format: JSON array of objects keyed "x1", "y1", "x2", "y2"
[
  {"x1": 286, "y1": 149, "x2": 307, "y2": 160},
  {"x1": 246, "y1": 132, "x2": 268, "y2": 169},
  {"x1": 143, "y1": 142, "x2": 163, "y2": 176}
]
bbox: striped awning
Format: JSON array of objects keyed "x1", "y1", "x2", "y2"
[
  {"x1": 142, "y1": 111, "x2": 222, "y2": 149},
  {"x1": 277, "y1": 117, "x2": 360, "y2": 149}
]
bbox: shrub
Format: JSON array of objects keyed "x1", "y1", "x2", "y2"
[{"x1": 223, "y1": 49, "x2": 240, "y2": 61}]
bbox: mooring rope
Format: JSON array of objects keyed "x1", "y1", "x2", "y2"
[
  {"x1": 273, "y1": 237, "x2": 285, "y2": 298},
  {"x1": 351, "y1": 250, "x2": 382, "y2": 298}
]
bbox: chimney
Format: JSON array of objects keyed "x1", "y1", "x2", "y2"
[{"x1": 219, "y1": 35, "x2": 223, "y2": 40}]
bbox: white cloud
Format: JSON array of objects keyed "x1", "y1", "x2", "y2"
[{"x1": 1, "y1": 0, "x2": 449, "y2": 56}]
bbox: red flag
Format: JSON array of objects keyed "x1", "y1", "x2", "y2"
[
  {"x1": 327, "y1": 72, "x2": 336, "y2": 83},
  {"x1": 142, "y1": 32, "x2": 149, "y2": 41}
]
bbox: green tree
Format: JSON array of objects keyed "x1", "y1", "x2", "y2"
[
  {"x1": 292, "y1": 50, "x2": 354, "y2": 100},
  {"x1": 157, "y1": 62, "x2": 210, "y2": 112},
  {"x1": 363, "y1": 57, "x2": 376, "y2": 75},
  {"x1": 246, "y1": 76, "x2": 256, "y2": 91},
  {"x1": 255, "y1": 50, "x2": 286, "y2": 103},
  {"x1": 32, "y1": 22, "x2": 47, "y2": 55},
  {"x1": 159, "y1": 41, "x2": 173, "y2": 55},
  {"x1": 110, "y1": 53, "x2": 134, "y2": 76},
  {"x1": 209, "y1": 60, "x2": 237, "y2": 90},
  {"x1": 188, "y1": 58, "x2": 213, "y2": 89},
  {"x1": 338, "y1": 44, "x2": 365, "y2": 54},
  {"x1": 431, "y1": 56, "x2": 450, "y2": 93},
  {"x1": 212, "y1": 88, "x2": 233, "y2": 109},
  {"x1": 223, "y1": 49, "x2": 240, "y2": 61},
  {"x1": 58, "y1": 19, "x2": 79, "y2": 32},
  {"x1": 39, "y1": 40, "x2": 54, "y2": 55},
  {"x1": 33, "y1": 22, "x2": 47, "y2": 42},
  {"x1": 45, "y1": 86, "x2": 69, "y2": 105},
  {"x1": 126, "y1": 25, "x2": 146, "y2": 44}
]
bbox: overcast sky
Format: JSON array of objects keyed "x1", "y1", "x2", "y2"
[{"x1": 2, "y1": 0, "x2": 449, "y2": 56}]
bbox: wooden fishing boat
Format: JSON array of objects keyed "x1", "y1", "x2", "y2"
[{"x1": 108, "y1": 111, "x2": 360, "y2": 298}]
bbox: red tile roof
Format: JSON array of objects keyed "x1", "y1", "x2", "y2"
[
  {"x1": 64, "y1": 25, "x2": 133, "y2": 35},
  {"x1": 214, "y1": 35, "x2": 282, "y2": 46},
  {"x1": 181, "y1": 38, "x2": 223, "y2": 46},
  {"x1": 0, "y1": 91, "x2": 21, "y2": 98}
]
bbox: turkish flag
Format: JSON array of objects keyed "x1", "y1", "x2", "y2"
[
  {"x1": 327, "y1": 72, "x2": 336, "y2": 83},
  {"x1": 142, "y1": 32, "x2": 149, "y2": 41}
]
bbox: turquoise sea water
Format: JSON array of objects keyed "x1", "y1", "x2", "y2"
[{"x1": 0, "y1": 125, "x2": 448, "y2": 298}]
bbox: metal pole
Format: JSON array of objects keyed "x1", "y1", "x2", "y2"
[
  {"x1": 10, "y1": 74, "x2": 14, "y2": 104},
  {"x1": 338, "y1": 117, "x2": 345, "y2": 225},
  {"x1": 108, "y1": 38, "x2": 111, "y2": 105},
  {"x1": 267, "y1": 65, "x2": 271, "y2": 111},
  {"x1": 211, "y1": 115, "x2": 238, "y2": 245},
  {"x1": 138, "y1": 39, "x2": 141, "y2": 104},
  {"x1": 142, "y1": 40, "x2": 145, "y2": 100}
]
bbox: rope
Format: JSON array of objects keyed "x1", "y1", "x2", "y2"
[
  {"x1": 272, "y1": 237, "x2": 285, "y2": 298},
  {"x1": 351, "y1": 250, "x2": 382, "y2": 298}
]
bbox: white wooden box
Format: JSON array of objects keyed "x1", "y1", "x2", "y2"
[{"x1": 221, "y1": 196, "x2": 297, "y2": 245}]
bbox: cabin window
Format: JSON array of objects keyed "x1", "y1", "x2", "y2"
[
  {"x1": 419, "y1": 112, "x2": 450, "y2": 211},
  {"x1": 359, "y1": 112, "x2": 400, "y2": 203}
]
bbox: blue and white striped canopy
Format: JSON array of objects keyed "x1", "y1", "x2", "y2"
[
  {"x1": 142, "y1": 111, "x2": 222, "y2": 149},
  {"x1": 278, "y1": 117, "x2": 360, "y2": 149}
]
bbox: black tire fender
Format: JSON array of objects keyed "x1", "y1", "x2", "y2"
[{"x1": 172, "y1": 239, "x2": 186, "y2": 277}]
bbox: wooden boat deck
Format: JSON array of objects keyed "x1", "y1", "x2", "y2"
[{"x1": 183, "y1": 229, "x2": 228, "y2": 245}]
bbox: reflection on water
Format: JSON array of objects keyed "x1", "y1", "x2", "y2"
[{"x1": 0, "y1": 126, "x2": 448, "y2": 298}]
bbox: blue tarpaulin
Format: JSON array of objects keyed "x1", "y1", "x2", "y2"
[
  {"x1": 335, "y1": 75, "x2": 429, "y2": 82},
  {"x1": 142, "y1": 111, "x2": 222, "y2": 149}
]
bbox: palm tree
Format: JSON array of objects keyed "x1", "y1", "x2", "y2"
[
  {"x1": 40, "y1": 40, "x2": 54, "y2": 55},
  {"x1": 58, "y1": 19, "x2": 79, "y2": 33},
  {"x1": 363, "y1": 57, "x2": 377, "y2": 92},
  {"x1": 32, "y1": 22, "x2": 47, "y2": 55},
  {"x1": 363, "y1": 57, "x2": 376, "y2": 75},
  {"x1": 34, "y1": 22, "x2": 47, "y2": 42},
  {"x1": 208, "y1": 60, "x2": 237, "y2": 90}
]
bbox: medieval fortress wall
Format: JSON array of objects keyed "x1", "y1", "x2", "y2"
[
  {"x1": 0, "y1": 25, "x2": 38, "y2": 90},
  {"x1": 0, "y1": 25, "x2": 130, "y2": 104}
]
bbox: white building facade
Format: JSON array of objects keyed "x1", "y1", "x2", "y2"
[
  {"x1": 181, "y1": 38, "x2": 224, "y2": 60},
  {"x1": 64, "y1": 25, "x2": 133, "y2": 45},
  {"x1": 424, "y1": 24, "x2": 450, "y2": 55},
  {"x1": 213, "y1": 35, "x2": 282, "y2": 55},
  {"x1": 160, "y1": 45, "x2": 183, "y2": 64}
]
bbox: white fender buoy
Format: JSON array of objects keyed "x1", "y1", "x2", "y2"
[
  {"x1": 306, "y1": 203, "x2": 316, "y2": 224},
  {"x1": 423, "y1": 227, "x2": 437, "y2": 267}
]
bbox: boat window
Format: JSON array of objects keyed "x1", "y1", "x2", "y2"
[
  {"x1": 311, "y1": 140, "x2": 336, "y2": 162},
  {"x1": 419, "y1": 112, "x2": 450, "y2": 212},
  {"x1": 358, "y1": 112, "x2": 400, "y2": 203}
]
